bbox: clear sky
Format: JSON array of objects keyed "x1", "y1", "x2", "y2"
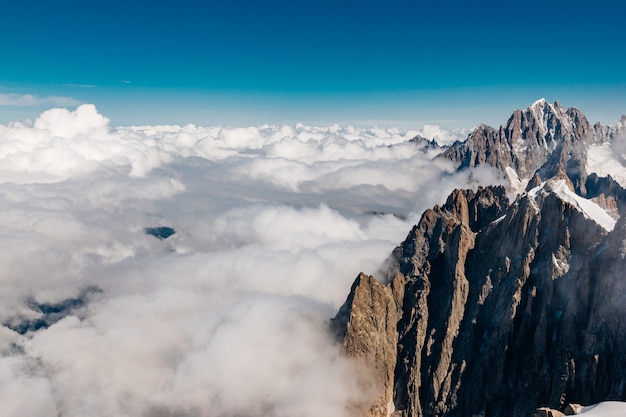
[{"x1": 1, "y1": 0, "x2": 625, "y2": 129}]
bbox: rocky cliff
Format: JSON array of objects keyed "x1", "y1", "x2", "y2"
[
  {"x1": 333, "y1": 101, "x2": 626, "y2": 417},
  {"x1": 440, "y1": 99, "x2": 622, "y2": 195}
]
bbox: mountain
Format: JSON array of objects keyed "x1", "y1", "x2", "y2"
[
  {"x1": 332, "y1": 101, "x2": 626, "y2": 417},
  {"x1": 441, "y1": 99, "x2": 626, "y2": 195}
]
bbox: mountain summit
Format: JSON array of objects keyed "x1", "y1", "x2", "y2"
[
  {"x1": 441, "y1": 100, "x2": 624, "y2": 195},
  {"x1": 332, "y1": 101, "x2": 626, "y2": 417}
]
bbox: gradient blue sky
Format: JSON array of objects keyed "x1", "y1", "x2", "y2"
[{"x1": 1, "y1": 0, "x2": 625, "y2": 128}]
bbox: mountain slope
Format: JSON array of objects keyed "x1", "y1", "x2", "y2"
[
  {"x1": 335, "y1": 181, "x2": 626, "y2": 416},
  {"x1": 333, "y1": 101, "x2": 626, "y2": 417}
]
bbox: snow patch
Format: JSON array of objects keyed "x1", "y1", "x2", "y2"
[
  {"x1": 492, "y1": 214, "x2": 507, "y2": 225},
  {"x1": 529, "y1": 100, "x2": 549, "y2": 139},
  {"x1": 579, "y1": 401, "x2": 626, "y2": 416},
  {"x1": 527, "y1": 181, "x2": 546, "y2": 200},
  {"x1": 587, "y1": 143, "x2": 626, "y2": 188},
  {"x1": 505, "y1": 166, "x2": 529, "y2": 196},
  {"x1": 551, "y1": 253, "x2": 570, "y2": 276},
  {"x1": 552, "y1": 180, "x2": 617, "y2": 232},
  {"x1": 527, "y1": 180, "x2": 616, "y2": 232}
]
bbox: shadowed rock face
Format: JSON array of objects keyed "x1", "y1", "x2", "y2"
[{"x1": 333, "y1": 181, "x2": 626, "y2": 417}]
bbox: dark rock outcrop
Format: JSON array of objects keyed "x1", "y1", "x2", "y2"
[
  {"x1": 145, "y1": 226, "x2": 176, "y2": 240},
  {"x1": 3, "y1": 286, "x2": 101, "y2": 334}
]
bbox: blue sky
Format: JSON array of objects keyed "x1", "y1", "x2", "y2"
[{"x1": 1, "y1": 0, "x2": 625, "y2": 128}]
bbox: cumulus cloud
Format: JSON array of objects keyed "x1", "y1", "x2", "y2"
[{"x1": 0, "y1": 104, "x2": 488, "y2": 417}]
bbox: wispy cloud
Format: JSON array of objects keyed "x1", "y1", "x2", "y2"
[
  {"x1": 62, "y1": 83, "x2": 96, "y2": 89},
  {"x1": 0, "y1": 93, "x2": 79, "y2": 107}
]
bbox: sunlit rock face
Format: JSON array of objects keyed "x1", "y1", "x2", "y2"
[{"x1": 331, "y1": 272, "x2": 405, "y2": 417}]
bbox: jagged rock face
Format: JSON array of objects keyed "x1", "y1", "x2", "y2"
[
  {"x1": 454, "y1": 183, "x2": 612, "y2": 417},
  {"x1": 387, "y1": 187, "x2": 509, "y2": 417},
  {"x1": 576, "y1": 215, "x2": 626, "y2": 402},
  {"x1": 441, "y1": 100, "x2": 612, "y2": 189},
  {"x1": 585, "y1": 173, "x2": 626, "y2": 214},
  {"x1": 410, "y1": 135, "x2": 440, "y2": 150},
  {"x1": 442, "y1": 124, "x2": 512, "y2": 173},
  {"x1": 331, "y1": 273, "x2": 405, "y2": 417},
  {"x1": 333, "y1": 182, "x2": 626, "y2": 417}
]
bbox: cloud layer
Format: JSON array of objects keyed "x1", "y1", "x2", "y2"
[{"x1": 0, "y1": 105, "x2": 493, "y2": 417}]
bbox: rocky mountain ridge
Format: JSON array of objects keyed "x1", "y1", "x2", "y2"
[
  {"x1": 440, "y1": 99, "x2": 626, "y2": 195},
  {"x1": 333, "y1": 101, "x2": 626, "y2": 417}
]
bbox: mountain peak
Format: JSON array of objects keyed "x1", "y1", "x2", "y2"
[
  {"x1": 525, "y1": 98, "x2": 568, "y2": 125},
  {"x1": 442, "y1": 99, "x2": 598, "y2": 185},
  {"x1": 528, "y1": 98, "x2": 564, "y2": 112}
]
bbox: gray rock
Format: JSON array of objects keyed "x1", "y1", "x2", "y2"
[
  {"x1": 441, "y1": 100, "x2": 623, "y2": 196},
  {"x1": 335, "y1": 177, "x2": 626, "y2": 416}
]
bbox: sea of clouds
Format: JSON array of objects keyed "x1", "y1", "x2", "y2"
[{"x1": 0, "y1": 104, "x2": 497, "y2": 417}]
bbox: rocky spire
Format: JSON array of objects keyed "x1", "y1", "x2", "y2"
[{"x1": 333, "y1": 171, "x2": 626, "y2": 416}]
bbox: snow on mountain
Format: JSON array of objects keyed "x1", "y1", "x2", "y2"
[
  {"x1": 505, "y1": 166, "x2": 528, "y2": 195},
  {"x1": 441, "y1": 99, "x2": 595, "y2": 183},
  {"x1": 587, "y1": 142, "x2": 626, "y2": 188},
  {"x1": 579, "y1": 401, "x2": 626, "y2": 416},
  {"x1": 527, "y1": 98, "x2": 572, "y2": 142},
  {"x1": 528, "y1": 179, "x2": 617, "y2": 232}
]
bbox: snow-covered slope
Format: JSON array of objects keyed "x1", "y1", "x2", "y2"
[
  {"x1": 528, "y1": 179, "x2": 617, "y2": 232},
  {"x1": 505, "y1": 166, "x2": 528, "y2": 195},
  {"x1": 587, "y1": 142, "x2": 626, "y2": 188},
  {"x1": 579, "y1": 401, "x2": 626, "y2": 417}
]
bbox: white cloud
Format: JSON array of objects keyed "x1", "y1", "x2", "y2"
[
  {"x1": 0, "y1": 93, "x2": 79, "y2": 107},
  {"x1": 61, "y1": 83, "x2": 96, "y2": 89},
  {"x1": 413, "y1": 124, "x2": 468, "y2": 146},
  {"x1": 0, "y1": 104, "x2": 488, "y2": 417},
  {"x1": 34, "y1": 104, "x2": 109, "y2": 138}
]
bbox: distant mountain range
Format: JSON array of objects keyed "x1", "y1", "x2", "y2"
[{"x1": 332, "y1": 100, "x2": 626, "y2": 417}]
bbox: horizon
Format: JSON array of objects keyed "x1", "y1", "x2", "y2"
[
  {"x1": 1, "y1": 0, "x2": 625, "y2": 129},
  {"x1": 2, "y1": 96, "x2": 625, "y2": 132}
]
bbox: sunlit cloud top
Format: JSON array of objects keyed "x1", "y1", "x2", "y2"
[{"x1": 0, "y1": 103, "x2": 502, "y2": 416}]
